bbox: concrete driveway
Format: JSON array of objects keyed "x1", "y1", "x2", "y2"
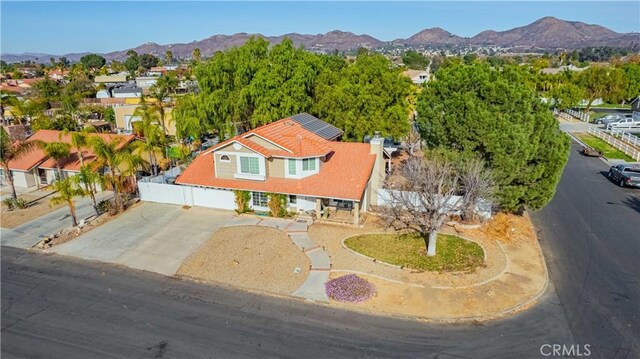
[
  {"x1": 1, "y1": 191, "x2": 113, "y2": 249},
  {"x1": 50, "y1": 202, "x2": 235, "y2": 275}
]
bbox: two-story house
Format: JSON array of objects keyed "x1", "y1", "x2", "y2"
[{"x1": 176, "y1": 114, "x2": 387, "y2": 224}]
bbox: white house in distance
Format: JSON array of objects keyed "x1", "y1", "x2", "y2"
[{"x1": 402, "y1": 69, "x2": 430, "y2": 85}]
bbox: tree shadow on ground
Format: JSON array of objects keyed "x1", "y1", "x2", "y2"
[{"x1": 622, "y1": 195, "x2": 640, "y2": 215}]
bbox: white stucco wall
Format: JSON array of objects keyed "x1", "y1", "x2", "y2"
[{"x1": 10, "y1": 170, "x2": 37, "y2": 188}]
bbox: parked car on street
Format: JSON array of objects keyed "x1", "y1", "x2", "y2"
[
  {"x1": 607, "y1": 118, "x2": 640, "y2": 130},
  {"x1": 595, "y1": 114, "x2": 624, "y2": 125},
  {"x1": 608, "y1": 164, "x2": 640, "y2": 188}
]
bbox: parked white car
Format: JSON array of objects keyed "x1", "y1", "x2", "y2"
[{"x1": 607, "y1": 118, "x2": 640, "y2": 130}]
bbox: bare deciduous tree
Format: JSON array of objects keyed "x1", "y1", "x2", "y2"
[
  {"x1": 459, "y1": 159, "x2": 495, "y2": 223},
  {"x1": 379, "y1": 157, "x2": 459, "y2": 256},
  {"x1": 405, "y1": 127, "x2": 421, "y2": 156}
]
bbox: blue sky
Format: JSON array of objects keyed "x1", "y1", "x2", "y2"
[{"x1": 1, "y1": 1, "x2": 639, "y2": 54}]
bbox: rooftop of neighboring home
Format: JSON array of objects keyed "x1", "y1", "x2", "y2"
[
  {"x1": 176, "y1": 117, "x2": 376, "y2": 201},
  {"x1": 540, "y1": 64, "x2": 588, "y2": 75},
  {"x1": 7, "y1": 130, "x2": 135, "y2": 172}
]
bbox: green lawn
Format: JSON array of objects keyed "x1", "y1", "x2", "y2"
[
  {"x1": 575, "y1": 133, "x2": 636, "y2": 162},
  {"x1": 580, "y1": 103, "x2": 632, "y2": 109},
  {"x1": 344, "y1": 233, "x2": 484, "y2": 272}
]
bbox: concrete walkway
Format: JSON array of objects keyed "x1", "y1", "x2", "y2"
[
  {"x1": 1, "y1": 191, "x2": 113, "y2": 249},
  {"x1": 223, "y1": 215, "x2": 330, "y2": 302}
]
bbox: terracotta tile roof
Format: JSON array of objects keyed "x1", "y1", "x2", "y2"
[
  {"x1": 209, "y1": 119, "x2": 333, "y2": 158},
  {"x1": 7, "y1": 130, "x2": 135, "y2": 172},
  {"x1": 176, "y1": 140, "x2": 376, "y2": 201}
]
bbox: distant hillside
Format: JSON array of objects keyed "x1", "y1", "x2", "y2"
[
  {"x1": 3, "y1": 17, "x2": 639, "y2": 63},
  {"x1": 393, "y1": 27, "x2": 465, "y2": 46},
  {"x1": 468, "y1": 16, "x2": 638, "y2": 48}
]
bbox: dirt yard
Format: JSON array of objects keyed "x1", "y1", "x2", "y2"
[
  {"x1": 1, "y1": 193, "x2": 64, "y2": 228},
  {"x1": 178, "y1": 226, "x2": 310, "y2": 295}
]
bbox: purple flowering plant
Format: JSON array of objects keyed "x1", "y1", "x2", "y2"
[{"x1": 325, "y1": 274, "x2": 377, "y2": 303}]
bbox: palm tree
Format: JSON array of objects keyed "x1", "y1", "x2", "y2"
[
  {"x1": 49, "y1": 177, "x2": 86, "y2": 227},
  {"x1": 192, "y1": 48, "x2": 201, "y2": 62},
  {"x1": 133, "y1": 103, "x2": 164, "y2": 176},
  {"x1": 39, "y1": 142, "x2": 71, "y2": 180},
  {"x1": 149, "y1": 74, "x2": 178, "y2": 136},
  {"x1": 73, "y1": 164, "x2": 104, "y2": 216},
  {"x1": 0, "y1": 127, "x2": 38, "y2": 200},
  {"x1": 62, "y1": 126, "x2": 95, "y2": 167},
  {"x1": 89, "y1": 136, "x2": 144, "y2": 212}
]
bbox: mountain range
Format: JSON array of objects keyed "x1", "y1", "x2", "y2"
[{"x1": 2, "y1": 17, "x2": 639, "y2": 63}]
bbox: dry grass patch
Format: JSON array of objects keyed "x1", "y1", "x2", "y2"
[
  {"x1": 178, "y1": 226, "x2": 310, "y2": 295},
  {"x1": 462, "y1": 212, "x2": 536, "y2": 244},
  {"x1": 344, "y1": 233, "x2": 484, "y2": 272}
]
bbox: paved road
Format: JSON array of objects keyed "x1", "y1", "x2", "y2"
[
  {"x1": 1, "y1": 191, "x2": 113, "y2": 249},
  {"x1": 1, "y1": 246, "x2": 575, "y2": 359},
  {"x1": 531, "y1": 142, "x2": 640, "y2": 359}
]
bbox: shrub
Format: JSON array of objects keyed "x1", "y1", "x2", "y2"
[
  {"x1": 14, "y1": 198, "x2": 28, "y2": 209},
  {"x1": 325, "y1": 274, "x2": 377, "y2": 303},
  {"x1": 2, "y1": 198, "x2": 15, "y2": 211},
  {"x1": 2, "y1": 197, "x2": 28, "y2": 211},
  {"x1": 267, "y1": 193, "x2": 287, "y2": 218},
  {"x1": 96, "y1": 199, "x2": 115, "y2": 215},
  {"x1": 234, "y1": 190, "x2": 251, "y2": 214}
]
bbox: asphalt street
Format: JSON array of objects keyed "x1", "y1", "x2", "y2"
[
  {"x1": 531, "y1": 142, "x2": 640, "y2": 359},
  {"x1": 1, "y1": 246, "x2": 575, "y2": 359}
]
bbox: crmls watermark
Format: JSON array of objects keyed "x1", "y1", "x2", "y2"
[{"x1": 540, "y1": 344, "x2": 591, "y2": 357}]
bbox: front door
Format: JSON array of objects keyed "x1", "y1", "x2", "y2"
[{"x1": 38, "y1": 168, "x2": 47, "y2": 184}]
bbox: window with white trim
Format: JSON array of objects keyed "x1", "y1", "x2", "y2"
[
  {"x1": 220, "y1": 154, "x2": 230, "y2": 162},
  {"x1": 288, "y1": 159, "x2": 297, "y2": 175},
  {"x1": 302, "y1": 158, "x2": 316, "y2": 171},
  {"x1": 240, "y1": 156, "x2": 260, "y2": 175},
  {"x1": 252, "y1": 192, "x2": 268, "y2": 207}
]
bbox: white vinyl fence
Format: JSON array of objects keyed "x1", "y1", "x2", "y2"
[
  {"x1": 554, "y1": 108, "x2": 590, "y2": 122},
  {"x1": 138, "y1": 167, "x2": 236, "y2": 210},
  {"x1": 587, "y1": 127, "x2": 640, "y2": 161},
  {"x1": 377, "y1": 189, "x2": 492, "y2": 220}
]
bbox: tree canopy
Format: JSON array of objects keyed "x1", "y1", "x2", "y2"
[
  {"x1": 402, "y1": 50, "x2": 430, "y2": 70},
  {"x1": 80, "y1": 53, "x2": 106, "y2": 70},
  {"x1": 182, "y1": 36, "x2": 412, "y2": 141},
  {"x1": 416, "y1": 62, "x2": 570, "y2": 212}
]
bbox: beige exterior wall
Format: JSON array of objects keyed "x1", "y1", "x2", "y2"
[
  {"x1": 214, "y1": 153, "x2": 237, "y2": 179},
  {"x1": 267, "y1": 158, "x2": 285, "y2": 178},
  {"x1": 245, "y1": 135, "x2": 281, "y2": 150},
  {"x1": 216, "y1": 142, "x2": 259, "y2": 155},
  {"x1": 114, "y1": 105, "x2": 176, "y2": 136}
]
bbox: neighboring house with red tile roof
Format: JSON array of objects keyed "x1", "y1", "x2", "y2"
[
  {"x1": 2, "y1": 130, "x2": 134, "y2": 189},
  {"x1": 175, "y1": 117, "x2": 387, "y2": 224}
]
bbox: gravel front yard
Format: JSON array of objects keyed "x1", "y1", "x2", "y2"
[{"x1": 178, "y1": 226, "x2": 310, "y2": 295}]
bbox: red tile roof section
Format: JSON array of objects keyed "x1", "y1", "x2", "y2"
[
  {"x1": 7, "y1": 130, "x2": 135, "y2": 172},
  {"x1": 176, "y1": 141, "x2": 376, "y2": 201},
  {"x1": 210, "y1": 119, "x2": 333, "y2": 158}
]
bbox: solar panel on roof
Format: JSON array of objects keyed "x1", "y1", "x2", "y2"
[{"x1": 290, "y1": 113, "x2": 343, "y2": 140}]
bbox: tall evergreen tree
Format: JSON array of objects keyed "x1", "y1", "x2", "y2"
[{"x1": 416, "y1": 62, "x2": 570, "y2": 211}]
